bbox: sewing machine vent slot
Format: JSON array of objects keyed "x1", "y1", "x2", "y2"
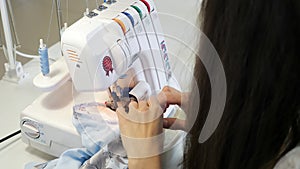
[{"x1": 67, "y1": 49, "x2": 82, "y2": 63}]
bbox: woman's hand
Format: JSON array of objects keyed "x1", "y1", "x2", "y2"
[
  {"x1": 116, "y1": 97, "x2": 163, "y2": 138},
  {"x1": 116, "y1": 86, "x2": 189, "y2": 169},
  {"x1": 157, "y1": 86, "x2": 188, "y2": 131},
  {"x1": 157, "y1": 86, "x2": 183, "y2": 110},
  {"x1": 116, "y1": 97, "x2": 164, "y2": 169}
]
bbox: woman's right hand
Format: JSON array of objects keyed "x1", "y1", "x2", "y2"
[{"x1": 157, "y1": 86, "x2": 188, "y2": 131}]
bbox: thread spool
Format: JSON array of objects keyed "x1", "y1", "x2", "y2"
[{"x1": 39, "y1": 39, "x2": 50, "y2": 76}]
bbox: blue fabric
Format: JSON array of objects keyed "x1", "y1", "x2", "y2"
[
  {"x1": 53, "y1": 148, "x2": 94, "y2": 169},
  {"x1": 24, "y1": 159, "x2": 58, "y2": 169},
  {"x1": 72, "y1": 102, "x2": 119, "y2": 153},
  {"x1": 54, "y1": 102, "x2": 121, "y2": 169},
  {"x1": 25, "y1": 102, "x2": 126, "y2": 169}
]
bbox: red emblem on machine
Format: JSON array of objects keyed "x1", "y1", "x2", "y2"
[{"x1": 102, "y1": 56, "x2": 113, "y2": 76}]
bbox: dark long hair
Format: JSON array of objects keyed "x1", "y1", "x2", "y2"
[{"x1": 185, "y1": 0, "x2": 300, "y2": 168}]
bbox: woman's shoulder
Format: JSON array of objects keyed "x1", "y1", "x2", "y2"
[{"x1": 274, "y1": 146, "x2": 300, "y2": 169}]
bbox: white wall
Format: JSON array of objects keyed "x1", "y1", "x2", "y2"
[
  {"x1": 0, "y1": 0, "x2": 90, "y2": 77},
  {"x1": 154, "y1": 0, "x2": 202, "y2": 90}
]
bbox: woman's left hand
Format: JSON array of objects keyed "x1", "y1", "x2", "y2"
[
  {"x1": 116, "y1": 96, "x2": 164, "y2": 169},
  {"x1": 116, "y1": 96, "x2": 163, "y2": 138}
]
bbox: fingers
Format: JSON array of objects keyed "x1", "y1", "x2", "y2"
[
  {"x1": 118, "y1": 95, "x2": 162, "y2": 113},
  {"x1": 157, "y1": 86, "x2": 183, "y2": 110},
  {"x1": 126, "y1": 90, "x2": 163, "y2": 110},
  {"x1": 148, "y1": 96, "x2": 160, "y2": 107},
  {"x1": 128, "y1": 100, "x2": 148, "y2": 111},
  {"x1": 117, "y1": 96, "x2": 163, "y2": 124},
  {"x1": 128, "y1": 100, "x2": 138, "y2": 109},
  {"x1": 139, "y1": 100, "x2": 149, "y2": 111},
  {"x1": 163, "y1": 118, "x2": 186, "y2": 131},
  {"x1": 157, "y1": 91, "x2": 167, "y2": 109}
]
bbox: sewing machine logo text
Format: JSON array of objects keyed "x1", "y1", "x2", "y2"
[
  {"x1": 102, "y1": 56, "x2": 113, "y2": 76},
  {"x1": 160, "y1": 40, "x2": 172, "y2": 79}
]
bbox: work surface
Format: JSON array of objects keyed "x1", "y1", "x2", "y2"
[{"x1": 0, "y1": 136, "x2": 55, "y2": 168}]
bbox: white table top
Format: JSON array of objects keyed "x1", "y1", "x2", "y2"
[{"x1": 0, "y1": 136, "x2": 55, "y2": 169}]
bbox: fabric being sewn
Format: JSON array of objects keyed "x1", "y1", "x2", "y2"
[{"x1": 25, "y1": 102, "x2": 128, "y2": 169}]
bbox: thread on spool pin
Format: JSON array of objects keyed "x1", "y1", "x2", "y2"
[{"x1": 39, "y1": 39, "x2": 50, "y2": 76}]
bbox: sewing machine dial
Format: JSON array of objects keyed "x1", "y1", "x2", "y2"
[{"x1": 20, "y1": 118, "x2": 41, "y2": 139}]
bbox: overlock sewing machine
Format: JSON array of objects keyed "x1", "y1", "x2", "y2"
[{"x1": 20, "y1": 0, "x2": 184, "y2": 164}]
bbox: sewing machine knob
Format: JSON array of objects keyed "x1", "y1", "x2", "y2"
[
  {"x1": 22, "y1": 121, "x2": 40, "y2": 139},
  {"x1": 106, "y1": 0, "x2": 116, "y2": 4}
]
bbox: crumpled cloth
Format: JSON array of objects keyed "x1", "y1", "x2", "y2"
[{"x1": 25, "y1": 102, "x2": 128, "y2": 169}]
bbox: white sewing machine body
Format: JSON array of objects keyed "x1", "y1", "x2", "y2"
[
  {"x1": 21, "y1": 0, "x2": 184, "y2": 167},
  {"x1": 62, "y1": 0, "x2": 171, "y2": 93}
]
